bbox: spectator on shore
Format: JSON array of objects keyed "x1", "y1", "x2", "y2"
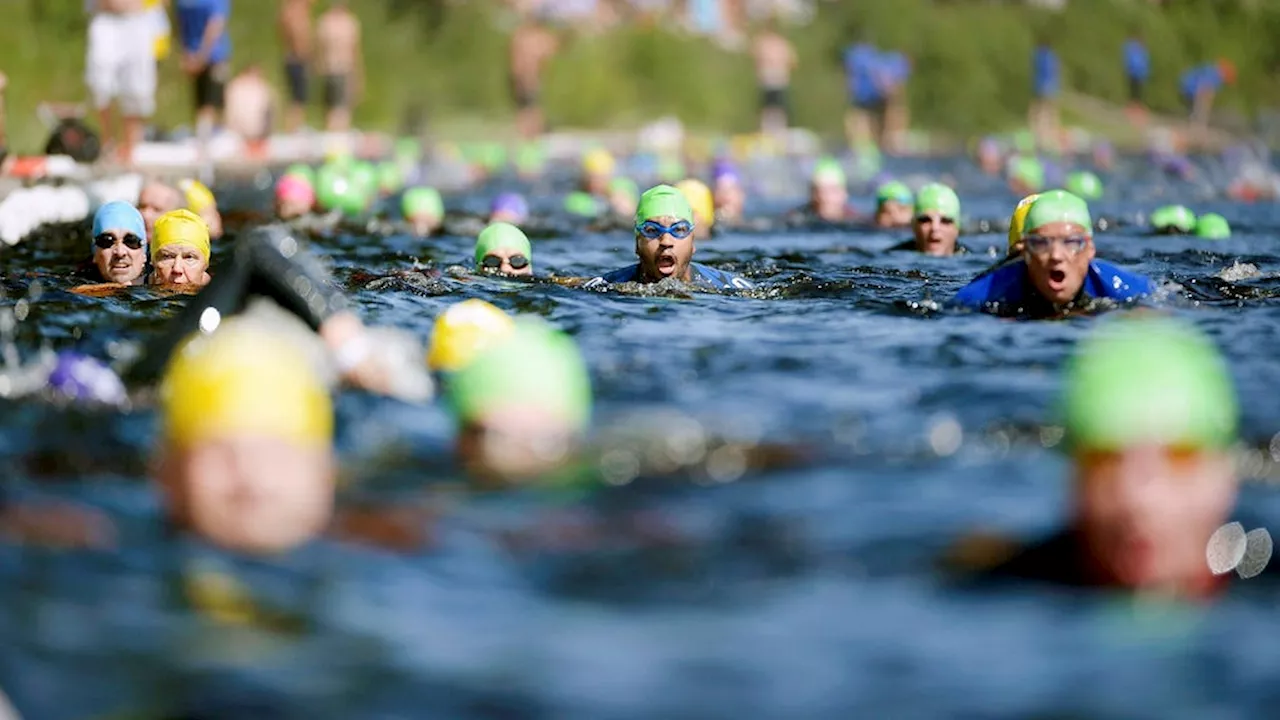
[
  {"x1": 224, "y1": 65, "x2": 276, "y2": 156},
  {"x1": 751, "y1": 18, "x2": 796, "y2": 138},
  {"x1": 278, "y1": 0, "x2": 314, "y2": 133},
  {"x1": 86, "y1": 0, "x2": 158, "y2": 165},
  {"x1": 1123, "y1": 29, "x2": 1149, "y2": 126},
  {"x1": 510, "y1": 11, "x2": 561, "y2": 140},
  {"x1": 1029, "y1": 34, "x2": 1061, "y2": 153},
  {"x1": 317, "y1": 0, "x2": 363, "y2": 132},
  {"x1": 175, "y1": 0, "x2": 231, "y2": 164}
]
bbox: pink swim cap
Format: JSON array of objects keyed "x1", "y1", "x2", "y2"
[{"x1": 276, "y1": 174, "x2": 316, "y2": 206}]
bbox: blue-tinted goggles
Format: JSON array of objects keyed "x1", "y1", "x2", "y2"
[{"x1": 635, "y1": 220, "x2": 694, "y2": 240}]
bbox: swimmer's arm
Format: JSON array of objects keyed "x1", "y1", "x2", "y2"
[{"x1": 241, "y1": 229, "x2": 349, "y2": 331}]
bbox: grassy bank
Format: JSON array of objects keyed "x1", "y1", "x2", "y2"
[{"x1": 1, "y1": 0, "x2": 1277, "y2": 151}]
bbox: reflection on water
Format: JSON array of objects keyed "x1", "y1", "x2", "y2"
[{"x1": 3, "y1": 156, "x2": 1280, "y2": 718}]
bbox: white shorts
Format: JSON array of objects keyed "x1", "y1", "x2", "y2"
[{"x1": 85, "y1": 12, "x2": 157, "y2": 117}]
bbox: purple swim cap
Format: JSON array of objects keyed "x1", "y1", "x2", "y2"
[
  {"x1": 47, "y1": 351, "x2": 126, "y2": 405},
  {"x1": 712, "y1": 159, "x2": 740, "y2": 185},
  {"x1": 490, "y1": 192, "x2": 529, "y2": 222}
]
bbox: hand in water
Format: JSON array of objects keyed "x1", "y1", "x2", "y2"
[{"x1": 321, "y1": 312, "x2": 434, "y2": 402}]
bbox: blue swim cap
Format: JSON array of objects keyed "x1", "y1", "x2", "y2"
[
  {"x1": 92, "y1": 201, "x2": 146, "y2": 249},
  {"x1": 47, "y1": 351, "x2": 127, "y2": 405}
]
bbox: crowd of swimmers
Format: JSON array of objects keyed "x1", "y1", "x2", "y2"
[{"x1": 3, "y1": 138, "x2": 1264, "y2": 623}]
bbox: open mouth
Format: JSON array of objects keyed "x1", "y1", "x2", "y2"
[
  {"x1": 657, "y1": 255, "x2": 677, "y2": 274},
  {"x1": 1048, "y1": 269, "x2": 1067, "y2": 286}
]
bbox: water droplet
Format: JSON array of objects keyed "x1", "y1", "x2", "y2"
[
  {"x1": 705, "y1": 444, "x2": 747, "y2": 484},
  {"x1": 600, "y1": 450, "x2": 639, "y2": 486},
  {"x1": 198, "y1": 307, "x2": 222, "y2": 334},
  {"x1": 13, "y1": 299, "x2": 28, "y2": 323},
  {"x1": 1206, "y1": 521, "x2": 1246, "y2": 575},
  {"x1": 1237, "y1": 528, "x2": 1273, "y2": 579},
  {"x1": 27, "y1": 281, "x2": 43, "y2": 301},
  {"x1": 928, "y1": 414, "x2": 962, "y2": 457}
]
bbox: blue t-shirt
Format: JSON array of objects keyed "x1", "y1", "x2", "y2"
[
  {"x1": 176, "y1": 0, "x2": 231, "y2": 65},
  {"x1": 843, "y1": 43, "x2": 883, "y2": 104},
  {"x1": 1124, "y1": 40, "x2": 1150, "y2": 81},
  {"x1": 584, "y1": 262, "x2": 754, "y2": 291},
  {"x1": 1181, "y1": 65, "x2": 1223, "y2": 102},
  {"x1": 1033, "y1": 46, "x2": 1059, "y2": 97},
  {"x1": 952, "y1": 258, "x2": 1155, "y2": 316},
  {"x1": 880, "y1": 51, "x2": 910, "y2": 89}
]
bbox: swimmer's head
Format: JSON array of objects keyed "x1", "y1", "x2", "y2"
[
  {"x1": 151, "y1": 209, "x2": 212, "y2": 288},
  {"x1": 1195, "y1": 212, "x2": 1231, "y2": 239},
  {"x1": 1064, "y1": 170, "x2": 1103, "y2": 201},
  {"x1": 474, "y1": 222, "x2": 533, "y2": 277},
  {"x1": 564, "y1": 191, "x2": 601, "y2": 218},
  {"x1": 92, "y1": 201, "x2": 148, "y2": 285},
  {"x1": 1062, "y1": 315, "x2": 1238, "y2": 590},
  {"x1": 401, "y1": 186, "x2": 444, "y2": 235},
  {"x1": 180, "y1": 178, "x2": 223, "y2": 240},
  {"x1": 275, "y1": 174, "x2": 316, "y2": 220},
  {"x1": 449, "y1": 319, "x2": 592, "y2": 483},
  {"x1": 912, "y1": 183, "x2": 961, "y2": 256},
  {"x1": 156, "y1": 319, "x2": 335, "y2": 554},
  {"x1": 873, "y1": 180, "x2": 914, "y2": 229},
  {"x1": 582, "y1": 148, "x2": 615, "y2": 193},
  {"x1": 515, "y1": 142, "x2": 546, "y2": 178},
  {"x1": 284, "y1": 164, "x2": 316, "y2": 186},
  {"x1": 377, "y1": 161, "x2": 404, "y2": 196},
  {"x1": 1008, "y1": 155, "x2": 1046, "y2": 194},
  {"x1": 137, "y1": 180, "x2": 184, "y2": 242},
  {"x1": 1007, "y1": 192, "x2": 1041, "y2": 253},
  {"x1": 427, "y1": 299, "x2": 517, "y2": 374},
  {"x1": 711, "y1": 161, "x2": 745, "y2": 220},
  {"x1": 810, "y1": 158, "x2": 848, "y2": 221},
  {"x1": 315, "y1": 164, "x2": 352, "y2": 213},
  {"x1": 489, "y1": 192, "x2": 530, "y2": 225},
  {"x1": 1021, "y1": 190, "x2": 1095, "y2": 305},
  {"x1": 675, "y1": 178, "x2": 715, "y2": 233},
  {"x1": 634, "y1": 184, "x2": 697, "y2": 282},
  {"x1": 608, "y1": 177, "x2": 639, "y2": 218},
  {"x1": 1150, "y1": 204, "x2": 1197, "y2": 235}
]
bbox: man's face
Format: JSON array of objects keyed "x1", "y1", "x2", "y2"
[
  {"x1": 277, "y1": 197, "x2": 311, "y2": 220},
  {"x1": 875, "y1": 200, "x2": 912, "y2": 229},
  {"x1": 811, "y1": 181, "x2": 847, "y2": 221},
  {"x1": 198, "y1": 207, "x2": 224, "y2": 240},
  {"x1": 635, "y1": 215, "x2": 695, "y2": 283},
  {"x1": 584, "y1": 172, "x2": 610, "y2": 196},
  {"x1": 158, "y1": 437, "x2": 335, "y2": 554},
  {"x1": 152, "y1": 243, "x2": 211, "y2": 287},
  {"x1": 478, "y1": 248, "x2": 533, "y2": 277},
  {"x1": 457, "y1": 409, "x2": 577, "y2": 485},
  {"x1": 138, "y1": 184, "x2": 183, "y2": 241},
  {"x1": 93, "y1": 230, "x2": 147, "y2": 284},
  {"x1": 912, "y1": 210, "x2": 959, "y2": 256},
  {"x1": 1023, "y1": 221, "x2": 1095, "y2": 305},
  {"x1": 409, "y1": 213, "x2": 442, "y2": 236},
  {"x1": 1075, "y1": 444, "x2": 1237, "y2": 589}
]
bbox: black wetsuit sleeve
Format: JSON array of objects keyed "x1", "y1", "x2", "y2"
[{"x1": 124, "y1": 227, "x2": 349, "y2": 386}]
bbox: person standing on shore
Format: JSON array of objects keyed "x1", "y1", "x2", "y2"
[
  {"x1": 175, "y1": 0, "x2": 231, "y2": 165},
  {"x1": 1029, "y1": 35, "x2": 1061, "y2": 153},
  {"x1": 85, "y1": 0, "x2": 158, "y2": 165},
  {"x1": 1123, "y1": 29, "x2": 1149, "y2": 127},
  {"x1": 751, "y1": 18, "x2": 796, "y2": 139},
  {"x1": 278, "y1": 0, "x2": 315, "y2": 133},
  {"x1": 316, "y1": 0, "x2": 363, "y2": 132},
  {"x1": 510, "y1": 12, "x2": 560, "y2": 140}
]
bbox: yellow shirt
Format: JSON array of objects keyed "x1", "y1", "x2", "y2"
[{"x1": 144, "y1": 0, "x2": 171, "y2": 60}]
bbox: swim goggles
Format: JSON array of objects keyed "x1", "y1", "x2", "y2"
[
  {"x1": 94, "y1": 232, "x2": 144, "y2": 250},
  {"x1": 480, "y1": 254, "x2": 529, "y2": 270},
  {"x1": 1023, "y1": 235, "x2": 1089, "y2": 255},
  {"x1": 914, "y1": 214, "x2": 955, "y2": 226},
  {"x1": 635, "y1": 220, "x2": 694, "y2": 240}
]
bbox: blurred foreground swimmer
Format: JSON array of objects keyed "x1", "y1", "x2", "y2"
[
  {"x1": 952, "y1": 190, "x2": 1155, "y2": 318},
  {"x1": 948, "y1": 315, "x2": 1257, "y2": 597},
  {"x1": 427, "y1": 299, "x2": 516, "y2": 375},
  {"x1": 449, "y1": 318, "x2": 592, "y2": 484},
  {"x1": 584, "y1": 185, "x2": 753, "y2": 291}
]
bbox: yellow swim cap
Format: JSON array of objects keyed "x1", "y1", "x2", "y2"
[
  {"x1": 675, "y1": 179, "x2": 715, "y2": 229},
  {"x1": 153, "y1": 209, "x2": 211, "y2": 263},
  {"x1": 427, "y1": 299, "x2": 517, "y2": 373},
  {"x1": 160, "y1": 320, "x2": 332, "y2": 449},
  {"x1": 582, "y1": 148, "x2": 616, "y2": 177},
  {"x1": 1008, "y1": 193, "x2": 1041, "y2": 251},
  {"x1": 179, "y1": 178, "x2": 216, "y2": 214}
]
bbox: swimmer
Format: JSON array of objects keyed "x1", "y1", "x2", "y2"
[
  {"x1": 474, "y1": 222, "x2": 533, "y2": 278},
  {"x1": 1007, "y1": 154, "x2": 1045, "y2": 196},
  {"x1": 88, "y1": 200, "x2": 149, "y2": 285},
  {"x1": 179, "y1": 177, "x2": 223, "y2": 239},
  {"x1": 489, "y1": 192, "x2": 529, "y2": 226},
  {"x1": 151, "y1": 209, "x2": 212, "y2": 288},
  {"x1": 792, "y1": 158, "x2": 857, "y2": 224},
  {"x1": 676, "y1": 178, "x2": 715, "y2": 240},
  {"x1": 1195, "y1": 213, "x2": 1231, "y2": 240},
  {"x1": 427, "y1": 299, "x2": 516, "y2": 375},
  {"x1": 712, "y1": 160, "x2": 745, "y2": 222},
  {"x1": 1150, "y1": 204, "x2": 1197, "y2": 235},
  {"x1": 1005, "y1": 192, "x2": 1040, "y2": 256},
  {"x1": 889, "y1": 183, "x2": 961, "y2": 256},
  {"x1": 1064, "y1": 170, "x2": 1103, "y2": 201},
  {"x1": 872, "y1": 180, "x2": 913, "y2": 229},
  {"x1": 275, "y1": 173, "x2": 316, "y2": 220},
  {"x1": 584, "y1": 184, "x2": 753, "y2": 291},
  {"x1": 976, "y1": 136, "x2": 1003, "y2": 176},
  {"x1": 449, "y1": 319, "x2": 591, "y2": 483},
  {"x1": 608, "y1": 177, "x2": 639, "y2": 219},
  {"x1": 581, "y1": 148, "x2": 615, "y2": 198},
  {"x1": 953, "y1": 190, "x2": 1155, "y2": 318},
  {"x1": 137, "y1": 179, "x2": 184, "y2": 243},
  {"x1": 950, "y1": 316, "x2": 1243, "y2": 596},
  {"x1": 402, "y1": 186, "x2": 444, "y2": 236}
]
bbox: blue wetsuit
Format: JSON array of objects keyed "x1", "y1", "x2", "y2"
[
  {"x1": 953, "y1": 258, "x2": 1154, "y2": 317},
  {"x1": 584, "y1": 262, "x2": 754, "y2": 291}
]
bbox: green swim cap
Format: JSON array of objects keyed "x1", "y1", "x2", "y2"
[
  {"x1": 1062, "y1": 316, "x2": 1237, "y2": 452},
  {"x1": 875, "y1": 180, "x2": 913, "y2": 207},
  {"x1": 314, "y1": 165, "x2": 351, "y2": 213},
  {"x1": 1195, "y1": 213, "x2": 1231, "y2": 239},
  {"x1": 1013, "y1": 129, "x2": 1036, "y2": 154},
  {"x1": 564, "y1": 191, "x2": 601, "y2": 218},
  {"x1": 914, "y1": 183, "x2": 961, "y2": 219},
  {"x1": 284, "y1": 164, "x2": 315, "y2": 186},
  {"x1": 474, "y1": 222, "x2": 532, "y2": 268},
  {"x1": 1010, "y1": 155, "x2": 1045, "y2": 192},
  {"x1": 811, "y1": 158, "x2": 846, "y2": 186},
  {"x1": 394, "y1": 138, "x2": 421, "y2": 164},
  {"x1": 635, "y1": 184, "x2": 694, "y2": 225},
  {"x1": 658, "y1": 157, "x2": 686, "y2": 183},
  {"x1": 340, "y1": 182, "x2": 371, "y2": 217},
  {"x1": 448, "y1": 319, "x2": 592, "y2": 433},
  {"x1": 1065, "y1": 171, "x2": 1104, "y2": 201},
  {"x1": 609, "y1": 177, "x2": 639, "y2": 203},
  {"x1": 402, "y1": 187, "x2": 444, "y2": 219},
  {"x1": 1151, "y1": 205, "x2": 1197, "y2": 233},
  {"x1": 515, "y1": 143, "x2": 546, "y2": 174},
  {"x1": 478, "y1": 143, "x2": 508, "y2": 172},
  {"x1": 378, "y1": 162, "x2": 404, "y2": 195},
  {"x1": 1024, "y1": 189, "x2": 1092, "y2": 234}
]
